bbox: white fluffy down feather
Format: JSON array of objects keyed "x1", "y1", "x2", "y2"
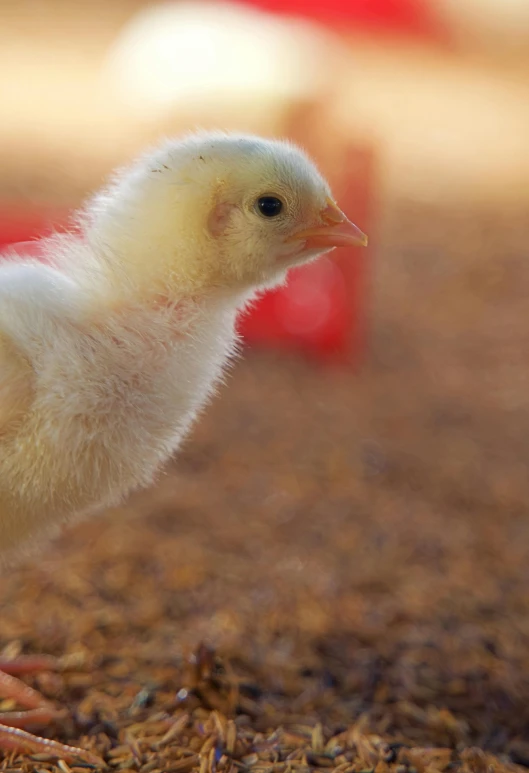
[{"x1": 0, "y1": 131, "x2": 367, "y2": 559}]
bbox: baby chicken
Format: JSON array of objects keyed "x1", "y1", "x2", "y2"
[{"x1": 0, "y1": 132, "x2": 367, "y2": 761}]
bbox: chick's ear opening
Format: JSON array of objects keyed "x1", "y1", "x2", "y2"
[{"x1": 208, "y1": 202, "x2": 236, "y2": 238}]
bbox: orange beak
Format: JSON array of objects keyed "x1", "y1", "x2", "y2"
[{"x1": 288, "y1": 199, "x2": 368, "y2": 250}]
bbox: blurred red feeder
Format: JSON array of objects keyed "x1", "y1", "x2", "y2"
[
  {"x1": 240, "y1": 255, "x2": 353, "y2": 355},
  {"x1": 241, "y1": 0, "x2": 448, "y2": 42},
  {"x1": 0, "y1": 209, "x2": 62, "y2": 251}
]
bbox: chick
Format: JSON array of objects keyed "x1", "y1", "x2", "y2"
[{"x1": 0, "y1": 132, "x2": 367, "y2": 761}]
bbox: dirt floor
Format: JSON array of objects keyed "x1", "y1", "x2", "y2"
[{"x1": 0, "y1": 192, "x2": 528, "y2": 772}]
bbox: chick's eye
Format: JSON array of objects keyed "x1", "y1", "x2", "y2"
[{"x1": 256, "y1": 196, "x2": 283, "y2": 218}]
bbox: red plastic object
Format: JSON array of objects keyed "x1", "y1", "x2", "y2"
[
  {"x1": 240, "y1": 0, "x2": 448, "y2": 42},
  {"x1": 0, "y1": 209, "x2": 67, "y2": 269},
  {"x1": 0, "y1": 209, "x2": 63, "y2": 251}
]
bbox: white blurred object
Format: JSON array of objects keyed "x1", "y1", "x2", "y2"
[{"x1": 103, "y1": 1, "x2": 342, "y2": 121}]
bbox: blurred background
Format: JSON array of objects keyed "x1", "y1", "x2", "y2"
[{"x1": 2, "y1": 0, "x2": 529, "y2": 762}]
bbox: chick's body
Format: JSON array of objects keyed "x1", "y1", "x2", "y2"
[
  {"x1": 0, "y1": 132, "x2": 366, "y2": 558},
  {"x1": 0, "y1": 282, "x2": 236, "y2": 555}
]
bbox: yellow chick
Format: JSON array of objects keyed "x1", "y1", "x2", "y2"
[{"x1": 0, "y1": 132, "x2": 366, "y2": 761}]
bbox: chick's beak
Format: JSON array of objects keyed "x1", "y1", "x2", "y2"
[{"x1": 288, "y1": 199, "x2": 368, "y2": 250}]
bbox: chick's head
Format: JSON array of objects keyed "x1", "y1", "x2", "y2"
[{"x1": 87, "y1": 133, "x2": 367, "y2": 297}]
